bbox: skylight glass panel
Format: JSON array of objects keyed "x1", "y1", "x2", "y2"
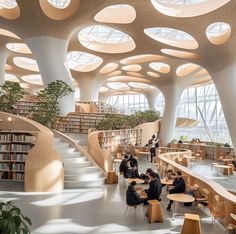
[
  {"x1": 0, "y1": 0, "x2": 17, "y2": 9},
  {"x1": 47, "y1": 0, "x2": 70, "y2": 9}
]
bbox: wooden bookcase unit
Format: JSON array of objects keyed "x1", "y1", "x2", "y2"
[
  {"x1": 0, "y1": 131, "x2": 36, "y2": 182},
  {"x1": 98, "y1": 129, "x2": 142, "y2": 153},
  {"x1": 53, "y1": 112, "x2": 117, "y2": 134},
  {"x1": 170, "y1": 143, "x2": 234, "y2": 159}
]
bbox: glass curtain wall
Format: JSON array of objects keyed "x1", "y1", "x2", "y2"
[
  {"x1": 107, "y1": 94, "x2": 149, "y2": 115},
  {"x1": 157, "y1": 83, "x2": 231, "y2": 144}
]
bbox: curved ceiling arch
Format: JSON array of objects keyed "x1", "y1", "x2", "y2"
[
  {"x1": 78, "y1": 25, "x2": 136, "y2": 54},
  {"x1": 120, "y1": 54, "x2": 166, "y2": 65},
  {"x1": 94, "y1": 4, "x2": 136, "y2": 24}
]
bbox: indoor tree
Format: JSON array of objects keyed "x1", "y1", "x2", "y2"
[
  {"x1": 33, "y1": 80, "x2": 73, "y2": 126},
  {"x1": 0, "y1": 81, "x2": 25, "y2": 113}
]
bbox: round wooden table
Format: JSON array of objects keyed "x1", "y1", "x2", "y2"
[
  {"x1": 127, "y1": 178, "x2": 144, "y2": 184},
  {"x1": 161, "y1": 178, "x2": 173, "y2": 185},
  {"x1": 167, "y1": 193, "x2": 195, "y2": 219}
]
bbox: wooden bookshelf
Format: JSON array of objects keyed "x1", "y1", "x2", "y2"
[
  {"x1": 53, "y1": 112, "x2": 117, "y2": 134},
  {"x1": 170, "y1": 142, "x2": 234, "y2": 159},
  {"x1": 15, "y1": 100, "x2": 45, "y2": 117},
  {"x1": 0, "y1": 132, "x2": 36, "y2": 182},
  {"x1": 76, "y1": 102, "x2": 121, "y2": 114},
  {"x1": 88, "y1": 128, "x2": 142, "y2": 172},
  {"x1": 98, "y1": 129, "x2": 142, "y2": 153}
]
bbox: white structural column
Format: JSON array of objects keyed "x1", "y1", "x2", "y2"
[
  {"x1": 0, "y1": 48, "x2": 8, "y2": 85},
  {"x1": 25, "y1": 36, "x2": 75, "y2": 115},
  {"x1": 210, "y1": 64, "x2": 236, "y2": 149},
  {"x1": 144, "y1": 89, "x2": 160, "y2": 111},
  {"x1": 77, "y1": 76, "x2": 103, "y2": 102},
  {"x1": 159, "y1": 84, "x2": 184, "y2": 146}
]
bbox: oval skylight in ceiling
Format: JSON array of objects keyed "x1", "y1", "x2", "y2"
[
  {"x1": 0, "y1": 28, "x2": 19, "y2": 39},
  {"x1": 151, "y1": 0, "x2": 230, "y2": 17},
  {"x1": 0, "y1": 0, "x2": 17, "y2": 9},
  {"x1": 161, "y1": 48, "x2": 199, "y2": 59},
  {"x1": 6, "y1": 43, "x2": 31, "y2": 54},
  {"x1": 176, "y1": 63, "x2": 200, "y2": 77},
  {"x1": 99, "y1": 63, "x2": 118, "y2": 74},
  {"x1": 13, "y1": 57, "x2": 39, "y2": 72},
  {"x1": 67, "y1": 51, "x2": 103, "y2": 72},
  {"x1": 149, "y1": 62, "x2": 170, "y2": 73},
  {"x1": 78, "y1": 25, "x2": 135, "y2": 54},
  {"x1": 5, "y1": 73, "x2": 19, "y2": 82},
  {"x1": 122, "y1": 64, "x2": 142, "y2": 72},
  {"x1": 147, "y1": 71, "x2": 160, "y2": 78},
  {"x1": 21, "y1": 74, "x2": 43, "y2": 86},
  {"x1": 94, "y1": 4, "x2": 136, "y2": 24},
  {"x1": 120, "y1": 54, "x2": 166, "y2": 65},
  {"x1": 206, "y1": 22, "x2": 231, "y2": 45},
  {"x1": 126, "y1": 72, "x2": 144, "y2": 78},
  {"x1": 129, "y1": 82, "x2": 153, "y2": 89},
  {"x1": 47, "y1": 0, "x2": 71, "y2": 9},
  {"x1": 107, "y1": 82, "x2": 130, "y2": 91},
  {"x1": 144, "y1": 27, "x2": 198, "y2": 50},
  {"x1": 99, "y1": 87, "x2": 109, "y2": 93}
]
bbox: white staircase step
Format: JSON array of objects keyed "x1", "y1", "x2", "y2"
[
  {"x1": 62, "y1": 157, "x2": 87, "y2": 164},
  {"x1": 64, "y1": 166, "x2": 99, "y2": 174},
  {"x1": 64, "y1": 178, "x2": 105, "y2": 188},
  {"x1": 59, "y1": 151, "x2": 82, "y2": 158},
  {"x1": 56, "y1": 147, "x2": 75, "y2": 154},
  {"x1": 64, "y1": 161, "x2": 91, "y2": 169},
  {"x1": 53, "y1": 138, "x2": 61, "y2": 143},
  {"x1": 54, "y1": 142, "x2": 70, "y2": 149},
  {"x1": 64, "y1": 171, "x2": 102, "y2": 181}
]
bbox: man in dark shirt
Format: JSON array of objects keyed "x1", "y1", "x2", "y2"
[
  {"x1": 119, "y1": 155, "x2": 130, "y2": 178},
  {"x1": 129, "y1": 165, "x2": 140, "y2": 178},
  {"x1": 143, "y1": 172, "x2": 162, "y2": 204},
  {"x1": 128, "y1": 155, "x2": 138, "y2": 168},
  {"x1": 166, "y1": 170, "x2": 186, "y2": 210},
  {"x1": 126, "y1": 181, "x2": 143, "y2": 205}
]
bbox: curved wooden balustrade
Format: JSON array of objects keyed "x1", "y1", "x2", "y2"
[
  {"x1": 157, "y1": 147, "x2": 236, "y2": 226},
  {"x1": 87, "y1": 131, "x2": 111, "y2": 173},
  {"x1": 53, "y1": 130, "x2": 106, "y2": 175},
  {"x1": 0, "y1": 112, "x2": 64, "y2": 192}
]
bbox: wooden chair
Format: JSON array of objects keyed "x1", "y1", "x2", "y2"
[
  {"x1": 124, "y1": 204, "x2": 137, "y2": 216},
  {"x1": 181, "y1": 213, "x2": 201, "y2": 234},
  {"x1": 208, "y1": 195, "x2": 225, "y2": 224}
]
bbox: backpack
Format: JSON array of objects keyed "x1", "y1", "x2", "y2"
[{"x1": 155, "y1": 142, "x2": 159, "y2": 148}]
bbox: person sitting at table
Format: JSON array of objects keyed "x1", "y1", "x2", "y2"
[
  {"x1": 166, "y1": 170, "x2": 186, "y2": 211},
  {"x1": 128, "y1": 165, "x2": 140, "y2": 178},
  {"x1": 143, "y1": 172, "x2": 162, "y2": 204},
  {"x1": 232, "y1": 155, "x2": 236, "y2": 170},
  {"x1": 162, "y1": 169, "x2": 176, "y2": 187},
  {"x1": 128, "y1": 154, "x2": 138, "y2": 168},
  {"x1": 146, "y1": 168, "x2": 160, "y2": 180},
  {"x1": 119, "y1": 155, "x2": 130, "y2": 178},
  {"x1": 126, "y1": 181, "x2": 144, "y2": 206}
]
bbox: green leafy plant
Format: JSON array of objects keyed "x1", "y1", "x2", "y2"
[
  {"x1": 96, "y1": 110, "x2": 161, "y2": 130},
  {"x1": 0, "y1": 201, "x2": 32, "y2": 234},
  {"x1": 33, "y1": 80, "x2": 73, "y2": 126},
  {"x1": 0, "y1": 81, "x2": 25, "y2": 113}
]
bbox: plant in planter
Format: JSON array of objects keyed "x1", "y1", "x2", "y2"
[
  {"x1": 0, "y1": 81, "x2": 25, "y2": 113},
  {"x1": 32, "y1": 80, "x2": 73, "y2": 127},
  {"x1": 0, "y1": 201, "x2": 32, "y2": 234}
]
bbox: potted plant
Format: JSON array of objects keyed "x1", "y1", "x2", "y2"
[{"x1": 0, "y1": 201, "x2": 32, "y2": 234}]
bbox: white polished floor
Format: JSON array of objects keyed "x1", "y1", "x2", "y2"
[{"x1": 0, "y1": 176, "x2": 226, "y2": 234}]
